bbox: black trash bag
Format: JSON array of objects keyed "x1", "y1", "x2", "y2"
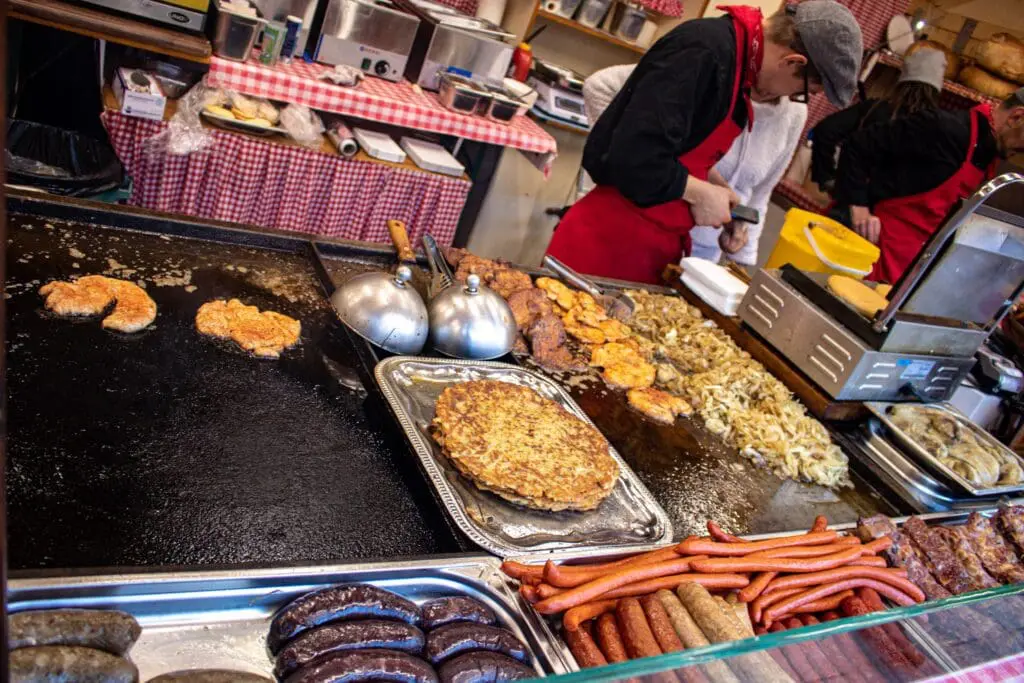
[{"x1": 6, "y1": 119, "x2": 123, "y2": 197}]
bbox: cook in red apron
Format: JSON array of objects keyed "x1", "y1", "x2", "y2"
[
  {"x1": 546, "y1": 8, "x2": 763, "y2": 285},
  {"x1": 869, "y1": 103, "x2": 998, "y2": 283}
]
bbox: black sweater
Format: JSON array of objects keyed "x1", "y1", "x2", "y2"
[
  {"x1": 810, "y1": 99, "x2": 894, "y2": 187},
  {"x1": 833, "y1": 107, "x2": 998, "y2": 209},
  {"x1": 582, "y1": 16, "x2": 748, "y2": 208}
]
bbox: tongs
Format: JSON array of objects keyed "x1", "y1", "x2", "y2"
[
  {"x1": 422, "y1": 233, "x2": 455, "y2": 299},
  {"x1": 542, "y1": 255, "x2": 634, "y2": 322}
]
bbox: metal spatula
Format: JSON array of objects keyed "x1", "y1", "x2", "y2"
[{"x1": 542, "y1": 255, "x2": 635, "y2": 322}]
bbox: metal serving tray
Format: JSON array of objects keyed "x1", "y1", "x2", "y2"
[
  {"x1": 7, "y1": 556, "x2": 573, "y2": 679},
  {"x1": 501, "y1": 509, "x2": 998, "y2": 673},
  {"x1": 374, "y1": 357, "x2": 674, "y2": 557},
  {"x1": 865, "y1": 402, "x2": 1024, "y2": 498}
]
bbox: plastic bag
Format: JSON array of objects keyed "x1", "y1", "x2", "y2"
[
  {"x1": 279, "y1": 104, "x2": 325, "y2": 148},
  {"x1": 142, "y1": 78, "x2": 220, "y2": 157}
]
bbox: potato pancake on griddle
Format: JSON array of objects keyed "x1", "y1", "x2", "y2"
[{"x1": 432, "y1": 380, "x2": 618, "y2": 511}]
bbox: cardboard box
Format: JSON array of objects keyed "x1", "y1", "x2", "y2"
[{"x1": 112, "y1": 68, "x2": 166, "y2": 121}]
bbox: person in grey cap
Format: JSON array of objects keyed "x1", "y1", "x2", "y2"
[
  {"x1": 833, "y1": 86, "x2": 1024, "y2": 283},
  {"x1": 545, "y1": 1, "x2": 863, "y2": 284},
  {"x1": 812, "y1": 46, "x2": 947, "y2": 191}
]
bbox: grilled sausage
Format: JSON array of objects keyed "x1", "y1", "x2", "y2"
[
  {"x1": 149, "y1": 671, "x2": 272, "y2": 683},
  {"x1": 8, "y1": 609, "x2": 141, "y2": 655},
  {"x1": 275, "y1": 620, "x2": 426, "y2": 679},
  {"x1": 268, "y1": 584, "x2": 421, "y2": 654},
  {"x1": 437, "y1": 652, "x2": 534, "y2": 683},
  {"x1": 421, "y1": 598, "x2": 496, "y2": 631},
  {"x1": 563, "y1": 625, "x2": 607, "y2": 668},
  {"x1": 640, "y1": 595, "x2": 684, "y2": 653},
  {"x1": 9, "y1": 645, "x2": 138, "y2": 683},
  {"x1": 423, "y1": 623, "x2": 528, "y2": 666},
  {"x1": 594, "y1": 613, "x2": 628, "y2": 663},
  {"x1": 283, "y1": 649, "x2": 437, "y2": 683}
]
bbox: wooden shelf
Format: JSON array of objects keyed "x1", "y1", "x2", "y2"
[
  {"x1": 535, "y1": 9, "x2": 646, "y2": 55},
  {"x1": 9, "y1": 0, "x2": 212, "y2": 64}
]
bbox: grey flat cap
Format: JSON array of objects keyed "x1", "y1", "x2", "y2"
[
  {"x1": 899, "y1": 47, "x2": 946, "y2": 91},
  {"x1": 794, "y1": 0, "x2": 864, "y2": 107}
]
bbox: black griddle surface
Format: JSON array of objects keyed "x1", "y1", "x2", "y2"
[{"x1": 5, "y1": 212, "x2": 459, "y2": 571}]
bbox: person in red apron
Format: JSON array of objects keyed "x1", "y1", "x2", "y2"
[
  {"x1": 546, "y1": 1, "x2": 864, "y2": 284},
  {"x1": 833, "y1": 88, "x2": 1024, "y2": 284}
]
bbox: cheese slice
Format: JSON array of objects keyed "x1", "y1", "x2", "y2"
[{"x1": 828, "y1": 275, "x2": 889, "y2": 318}]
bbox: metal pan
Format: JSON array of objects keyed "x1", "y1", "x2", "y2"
[
  {"x1": 374, "y1": 356, "x2": 674, "y2": 557},
  {"x1": 866, "y1": 402, "x2": 1024, "y2": 498},
  {"x1": 501, "y1": 509, "x2": 992, "y2": 674},
  {"x1": 7, "y1": 556, "x2": 573, "y2": 679}
]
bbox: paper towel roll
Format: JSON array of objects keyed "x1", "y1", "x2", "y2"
[
  {"x1": 328, "y1": 120, "x2": 359, "y2": 158},
  {"x1": 476, "y1": 0, "x2": 507, "y2": 27}
]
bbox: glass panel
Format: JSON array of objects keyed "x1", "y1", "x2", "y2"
[{"x1": 541, "y1": 583, "x2": 1024, "y2": 682}]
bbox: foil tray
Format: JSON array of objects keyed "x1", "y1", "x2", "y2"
[
  {"x1": 374, "y1": 357, "x2": 674, "y2": 557},
  {"x1": 866, "y1": 402, "x2": 1024, "y2": 498},
  {"x1": 7, "y1": 556, "x2": 573, "y2": 679}
]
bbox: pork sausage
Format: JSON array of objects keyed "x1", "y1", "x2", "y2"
[
  {"x1": 9, "y1": 646, "x2": 138, "y2": 683},
  {"x1": 8, "y1": 609, "x2": 141, "y2": 655},
  {"x1": 437, "y1": 652, "x2": 534, "y2": 683},
  {"x1": 615, "y1": 598, "x2": 662, "y2": 659},
  {"x1": 283, "y1": 649, "x2": 437, "y2": 683},
  {"x1": 639, "y1": 595, "x2": 684, "y2": 653},
  {"x1": 563, "y1": 625, "x2": 607, "y2": 668},
  {"x1": 149, "y1": 671, "x2": 272, "y2": 683},
  {"x1": 274, "y1": 620, "x2": 426, "y2": 679},
  {"x1": 423, "y1": 623, "x2": 528, "y2": 666},
  {"x1": 268, "y1": 584, "x2": 421, "y2": 654},
  {"x1": 421, "y1": 598, "x2": 496, "y2": 631},
  {"x1": 595, "y1": 613, "x2": 628, "y2": 663}
]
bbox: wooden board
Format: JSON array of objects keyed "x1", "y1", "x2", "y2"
[
  {"x1": 663, "y1": 264, "x2": 867, "y2": 423},
  {"x1": 10, "y1": 0, "x2": 212, "y2": 64}
]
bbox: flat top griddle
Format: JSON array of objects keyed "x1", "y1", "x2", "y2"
[
  {"x1": 5, "y1": 197, "x2": 462, "y2": 572},
  {"x1": 349, "y1": 288, "x2": 905, "y2": 539}
]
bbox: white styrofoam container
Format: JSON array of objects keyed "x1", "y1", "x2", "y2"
[
  {"x1": 353, "y1": 128, "x2": 406, "y2": 163},
  {"x1": 400, "y1": 138, "x2": 465, "y2": 177},
  {"x1": 680, "y1": 257, "x2": 748, "y2": 317}
]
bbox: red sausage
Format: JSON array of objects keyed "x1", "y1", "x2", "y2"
[
  {"x1": 640, "y1": 595, "x2": 684, "y2": 653},
  {"x1": 707, "y1": 521, "x2": 746, "y2": 544},
  {"x1": 564, "y1": 625, "x2": 608, "y2": 669},
  {"x1": 595, "y1": 613, "x2": 629, "y2": 663},
  {"x1": 784, "y1": 617, "x2": 841, "y2": 681},
  {"x1": 801, "y1": 614, "x2": 864, "y2": 682},
  {"x1": 616, "y1": 598, "x2": 663, "y2": 659}
]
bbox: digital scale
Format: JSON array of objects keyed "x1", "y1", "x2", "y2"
[
  {"x1": 738, "y1": 174, "x2": 1024, "y2": 403},
  {"x1": 528, "y1": 58, "x2": 588, "y2": 128}
]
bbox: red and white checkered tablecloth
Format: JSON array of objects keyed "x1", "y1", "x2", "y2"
[
  {"x1": 433, "y1": 0, "x2": 477, "y2": 14},
  {"x1": 206, "y1": 55, "x2": 558, "y2": 165},
  {"x1": 636, "y1": 0, "x2": 682, "y2": 18},
  {"x1": 101, "y1": 111, "x2": 471, "y2": 246}
]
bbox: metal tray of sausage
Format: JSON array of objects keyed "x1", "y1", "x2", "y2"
[
  {"x1": 374, "y1": 357, "x2": 674, "y2": 558},
  {"x1": 501, "y1": 510, "x2": 989, "y2": 674},
  {"x1": 7, "y1": 555, "x2": 573, "y2": 680},
  {"x1": 865, "y1": 402, "x2": 1024, "y2": 498}
]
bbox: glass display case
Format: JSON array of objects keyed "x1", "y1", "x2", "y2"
[{"x1": 543, "y1": 583, "x2": 1024, "y2": 682}]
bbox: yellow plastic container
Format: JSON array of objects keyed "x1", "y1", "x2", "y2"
[{"x1": 765, "y1": 208, "x2": 880, "y2": 279}]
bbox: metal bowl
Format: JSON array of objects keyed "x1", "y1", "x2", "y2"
[
  {"x1": 429, "y1": 274, "x2": 517, "y2": 360},
  {"x1": 332, "y1": 266, "x2": 429, "y2": 354}
]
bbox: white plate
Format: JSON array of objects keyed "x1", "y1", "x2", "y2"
[{"x1": 200, "y1": 110, "x2": 286, "y2": 137}]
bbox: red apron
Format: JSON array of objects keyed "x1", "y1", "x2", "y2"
[
  {"x1": 546, "y1": 8, "x2": 762, "y2": 285},
  {"x1": 869, "y1": 104, "x2": 998, "y2": 284}
]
